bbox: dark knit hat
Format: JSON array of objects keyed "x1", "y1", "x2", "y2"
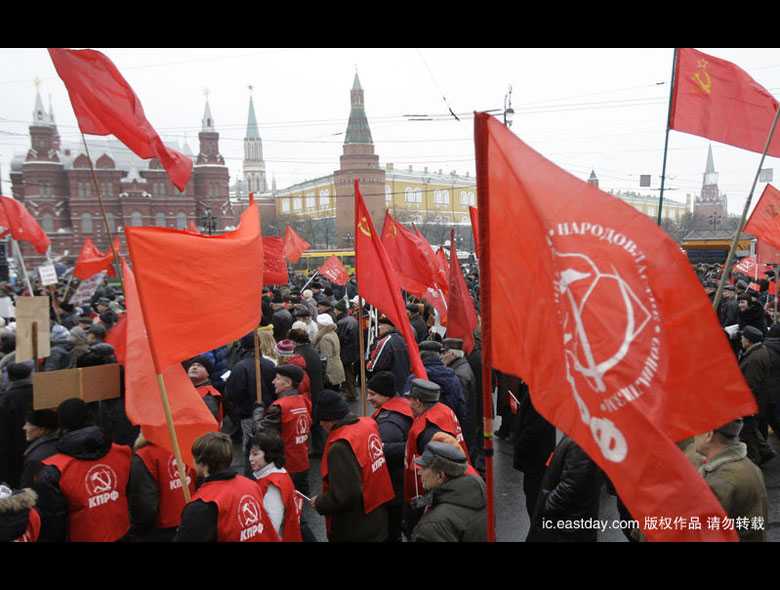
[
  {"x1": 25, "y1": 409, "x2": 59, "y2": 430},
  {"x1": 57, "y1": 398, "x2": 90, "y2": 432},
  {"x1": 335, "y1": 300, "x2": 348, "y2": 313},
  {"x1": 7, "y1": 362, "x2": 32, "y2": 381},
  {"x1": 275, "y1": 364, "x2": 304, "y2": 386},
  {"x1": 88, "y1": 324, "x2": 107, "y2": 338},
  {"x1": 715, "y1": 418, "x2": 744, "y2": 439},
  {"x1": 185, "y1": 355, "x2": 214, "y2": 374},
  {"x1": 742, "y1": 326, "x2": 764, "y2": 344},
  {"x1": 367, "y1": 371, "x2": 396, "y2": 398},
  {"x1": 317, "y1": 389, "x2": 350, "y2": 421}
]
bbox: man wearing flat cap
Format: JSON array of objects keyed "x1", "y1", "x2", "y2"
[
  {"x1": 738, "y1": 326, "x2": 776, "y2": 465},
  {"x1": 410, "y1": 441, "x2": 486, "y2": 542},
  {"x1": 367, "y1": 316, "x2": 411, "y2": 394},
  {"x1": 695, "y1": 419, "x2": 768, "y2": 541},
  {"x1": 311, "y1": 390, "x2": 394, "y2": 542},
  {"x1": 367, "y1": 370, "x2": 413, "y2": 542},
  {"x1": 403, "y1": 378, "x2": 469, "y2": 537}
]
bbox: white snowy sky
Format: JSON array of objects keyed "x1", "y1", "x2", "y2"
[{"x1": 1, "y1": 47, "x2": 780, "y2": 215}]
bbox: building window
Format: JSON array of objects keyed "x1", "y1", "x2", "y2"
[
  {"x1": 293, "y1": 197, "x2": 302, "y2": 211},
  {"x1": 106, "y1": 213, "x2": 116, "y2": 233},
  {"x1": 176, "y1": 213, "x2": 187, "y2": 229},
  {"x1": 155, "y1": 213, "x2": 166, "y2": 227},
  {"x1": 385, "y1": 185, "x2": 392, "y2": 205},
  {"x1": 434, "y1": 190, "x2": 449, "y2": 205},
  {"x1": 42, "y1": 214, "x2": 54, "y2": 233},
  {"x1": 81, "y1": 213, "x2": 93, "y2": 233},
  {"x1": 130, "y1": 212, "x2": 143, "y2": 227},
  {"x1": 78, "y1": 183, "x2": 87, "y2": 198},
  {"x1": 405, "y1": 187, "x2": 422, "y2": 204},
  {"x1": 306, "y1": 193, "x2": 316, "y2": 209},
  {"x1": 319, "y1": 190, "x2": 330, "y2": 208},
  {"x1": 282, "y1": 199, "x2": 291, "y2": 213}
]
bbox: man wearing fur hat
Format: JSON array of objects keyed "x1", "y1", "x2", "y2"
[
  {"x1": 695, "y1": 419, "x2": 769, "y2": 541},
  {"x1": 367, "y1": 316, "x2": 411, "y2": 394},
  {"x1": 738, "y1": 326, "x2": 776, "y2": 465},
  {"x1": 410, "y1": 441, "x2": 487, "y2": 542},
  {"x1": 368, "y1": 370, "x2": 413, "y2": 542},
  {"x1": 0, "y1": 484, "x2": 41, "y2": 542},
  {"x1": 19, "y1": 409, "x2": 60, "y2": 489}
]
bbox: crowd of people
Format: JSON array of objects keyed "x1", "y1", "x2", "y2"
[{"x1": 0, "y1": 256, "x2": 774, "y2": 542}]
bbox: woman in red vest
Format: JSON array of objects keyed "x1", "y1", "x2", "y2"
[
  {"x1": 311, "y1": 390, "x2": 394, "y2": 542},
  {"x1": 175, "y1": 432, "x2": 277, "y2": 542},
  {"x1": 249, "y1": 430, "x2": 302, "y2": 542},
  {"x1": 35, "y1": 398, "x2": 132, "y2": 542},
  {"x1": 128, "y1": 433, "x2": 196, "y2": 542}
]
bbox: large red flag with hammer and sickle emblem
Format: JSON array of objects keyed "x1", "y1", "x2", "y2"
[
  {"x1": 745, "y1": 184, "x2": 780, "y2": 250},
  {"x1": 354, "y1": 180, "x2": 426, "y2": 380},
  {"x1": 475, "y1": 112, "x2": 755, "y2": 541},
  {"x1": 670, "y1": 48, "x2": 780, "y2": 156}
]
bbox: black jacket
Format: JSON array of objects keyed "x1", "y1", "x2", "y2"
[
  {"x1": 336, "y1": 313, "x2": 359, "y2": 365},
  {"x1": 763, "y1": 337, "x2": 780, "y2": 405},
  {"x1": 373, "y1": 405, "x2": 412, "y2": 505},
  {"x1": 44, "y1": 341, "x2": 73, "y2": 372},
  {"x1": 368, "y1": 330, "x2": 410, "y2": 394},
  {"x1": 314, "y1": 415, "x2": 389, "y2": 542},
  {"x1": 295, "y1": 343, "x2": 324, "y2": 407},
  {"x1": 272, "y1": 308, "x2": 294, "y2": 342},
  {"x1": 526, "y1": 436, "x2": 603, "y2": 542},
  {"x1": 739, "y1": 302, "x2": 767, "y2": 333},
  {"x1": 225, "y1": 352, "x2": 276, "y2": 421},
  {"x1": 410, "y1": 314, "x2": 428, "y2": 343},
  {"x1": 512, "y1": 391, "x2": 556, "y2": 475},
  {"x1": 34, "y1": 425, "x2": 127, "y2": 542},
  {"x1": 718, "y1": 298, "x2": 740, "y2": 327},
  {"x1": 0, "y1": 487, "x2": 38, "y2": 542},
  {"x1": 173, "y1": 470, "x2": 236, "y2": 543},
  {"x1": 411, "y1": 474, "x2": 487, "y2": 542},
  {"x1": 0, "y1": 378, "x2": 34, "y2": 488},
  {"x1": 19, "y1": 432, "x2": 60, "y2": 489}
]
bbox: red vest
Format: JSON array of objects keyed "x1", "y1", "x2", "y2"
[
  {"x1": 43, "y1": 444, "x2": 131, "y2": 542},
  {"x1": 192, "y1": 475, "x2": 278, "y2": 542},
  {"x1": 135, "y1": 443, "x2": 196, "y2": 529},
  {"x1": 197, "y1": 384, "x2": 224, "y2": 425},
  {"x1": 271, "y1": 394, "x2": 312, "y2": 474},
  {"x1": 404, "y1": 403, "x2": 469, "y2": 503},
  {"x1": 371, "y1": 396, "x2": 414, "y2": 420},
  {"x1": 255, "y1": 469, "x2": 302, "y2": 542},
  {"x1": 321, "y1": 418, "x2": 394, "y2": 532},
  {"x1": 14, "y1": 507, "x2": 41, "y2": 542}
]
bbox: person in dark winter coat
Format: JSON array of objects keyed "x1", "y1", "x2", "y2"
[
  {"x1": 526, "y1": 435, "x2": 603, "y2": 542},
  {"x1": 367, "y1": 370, "x2": 413, "y2": 542},
  {"x1": 289, "y1": 328, "x2": 326, "y2": 454},
  {"x1": 34, "y1": 399, "x2": 133, "y2": 542},
  {"x1": 442, "y1": 338, "x2": 477, "y2": 459},
  {"x1": 408, "y1": 350, "x2": 466, "y2": 428},
  {"x1": 466, "y1": 331, "x2": 484, "y2": 473},
  {"x1": 272, "y1": 302, "x2": 294, "y2": 342},
  {"x1": 407, "y1": 303, "x2": 428, "y2": 343},
  {"x1": 19, "y1": 409, "x2": 60, "y2": 489},
  {"x1": 0, "y1": 363, "x2": 34, "y2": 488},
  {"x1": 367, "y1": 319, "x2": 410, "y2": 394},
  {"x1": 739, "y1": 295, "x2": 767, "y2": 333},
  {"x1": 761, "y1": 323, "x2": 780, "y2": 435},
  {"x1": 44, "y1": 325, "x2": 73, "y2": 372},
  {"x1": 718, "y1": 286, "x2": 740, "y2": 327},
  {"x1": 738, "y1": 326, "x2": 776, "y2": 465},
  {"x1": 411, "y1": 441, "x2": 487, "y2": 542},
  {"x1": 0, "y1": 485, "x2": 41, "y2": 542},
  {"x1": 335, "y1": 300, "x2": 359, "y2": 401},
  {"x1": 512, "y1": 389, "x2": 556, "y2": 520}
]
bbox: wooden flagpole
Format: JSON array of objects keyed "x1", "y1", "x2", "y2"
[
  {"x1": 656, "y1": 48, "x2": 679, "y2": 226},
  {"x1": 254, "y1": 330, "x2": 263, "y2": 404},
  {"x1": 11, "y1": 239, "x2": 34, "y2": 296},
  {"x1": 713, "y1": 106, "x2": 780, "y2": 311}
]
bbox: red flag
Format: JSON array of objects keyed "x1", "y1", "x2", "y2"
[
  {"x1": 745, "y1": 184, "x2": 780, "y2": 250},
  {"x1": 749, "y1": 282, "x2": 761, "y2": 292},
  {"x1": 122, "y1": 260, "x2": 216, "y2": 467},
  {"x1": 48, "y1": 48, "x2": 192, "y2": 191},
  {"x1": 446, "y1": 229, "x2": 478, "y2": 354},
  {"x1": 186, "y1": 221, "x2": 201, "y2": 234},
  {"x1": 354, "y1": 180, "x2": 427, "y2": 380},
  {"x1": 318, "y1": 256, "x2": 349, "y2": 286},
  {"x1": 735, "y1": 255, "x2": 757, "y2": 276},
  {"x1": 469, "y1": 206, "x2": 480, "y2": 254},
  {"x1": 105, "y1": 313, "x2": 127, "y2": 365},
  {"x1": 263, "y1": 236, "x2": 289, "y2": 285},
  {"x1": 73, "y1": 237, "x2": 119, "y2": 280},
  {"x1": 475, "y1": 112, "x2": 755, "y2": 541},
  {"x1": 283, "y1": 225, "x2": 311, "y2": 264},
  {"x1": 670, "y1": 48, "x2": 780, "y2": 156},
  {"x1": 770, "y1": 281, "x2": 777, "y2": 295},
  {"x1": 422, "y1": 287, "x2": 448, "y2": 326},
  {"x1": 125, "y1": 199, "x2": 263, "y2": 371},
  {"x1": 0, "y1": 196, "x2": 50, "y2": 255},
  {"x1": 413, "y1": 228, "x2": 448, "y2": 295},
  {"x1": 381, "y1": 211, "x2": 438, "y2": 297}
]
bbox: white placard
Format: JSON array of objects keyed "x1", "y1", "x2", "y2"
[
  {"x1": 37, "y1": 264, "x2": 58, "y2": 287},
  {"x1": 69, "y1": 271, "x2": 107, "y2": 307}
]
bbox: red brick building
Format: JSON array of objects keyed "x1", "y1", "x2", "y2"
[{"x1": 9, "y1": 89, "x2": 234, "y2": 263}]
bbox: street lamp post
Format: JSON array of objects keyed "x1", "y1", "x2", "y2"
[
  {"x1": 503, "y1": 85, "x2": 514, "y2": 128},
  {"x1": 200, "y1": 207, "x2": 217, "y2": 236}
]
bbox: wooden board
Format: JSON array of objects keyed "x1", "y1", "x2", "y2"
[
  {"x1": 16, "y1": 296, "x2": 50, "y2": 362},
  {"x1": 33, "y1": 363, "x2": 121, "y2": 410}
]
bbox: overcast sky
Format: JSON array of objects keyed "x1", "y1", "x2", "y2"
[{"x1": 1, "y1": 48, "x2": 780, "y2": 216}]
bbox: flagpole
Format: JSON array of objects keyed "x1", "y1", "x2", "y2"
[
  {"x1": 474, "y1": 113, "x2": 496, "y2": 543},
  {"x1": 713, "y1": 106, "x2": 780, "y2": 311},
  {"x1": 80, "y1": 134, "x2": 126, "y2": 295},
  {"x1": 301, "y1": 270, "x2": 320, "y2": 292},
  {"x1": 775, "y1": 264, "x2": 779, "y2": 324},
  {"x1": 11, "y1": 239, "x2": 34, "y2": 296},
  {"x1": 657, "y1": 48, "x2": 679, "y2": 226},
  {"x1": 254, "y1": 330, "x2": 263, "y2": 404},
  {"x1": 357, "y1": 296, "x2": 368, "y2": 417}
]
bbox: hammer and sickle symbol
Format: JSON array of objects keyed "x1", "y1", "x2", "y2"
[{"x1": 691, "y1": 59, "x2": 712, "y2": 95}]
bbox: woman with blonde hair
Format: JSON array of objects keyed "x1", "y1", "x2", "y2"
[{"x1": 257, "y1": 326, "x2": 278, "y2": 366}]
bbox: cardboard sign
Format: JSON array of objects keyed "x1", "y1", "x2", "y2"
[
  {"x1": 69, "y1": 271, "x2": 106, "y2": 307},
  {"x1": 16, "y1": 296, "x2": 51, "y2": 361},
  {"x1": 37, "y1": 264, "x2": 58, "y2": 287},
  {"x1": 33, "y1": 363, "x2": 121, "y2": 410}
]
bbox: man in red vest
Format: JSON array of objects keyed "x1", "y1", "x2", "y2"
[
  {"x1": 35, "y1": 398, "x2": 133, "y2": 542},
  {"x1": 367, "y1": 370, "x2": 413, "y2": 543},
  {"x1": 175, "y1": 432, "x2": 277, "y2": 542},
  {"x1": 403, "y1": 378, "x2": 469, "y2": 538},
  {"x1": 249, "y1": 430, "x2": 302, "y2": 542},
  {"x1": 185, "y1": 355, "x2": 224, "y2": 427},
  {"x1": 259, "y1": 363, "x2": 317, "y2": 542},
  {"x1": 311, "y1": 389, "x2": 394, "y2": 542},
  {"x1": 128, "y1": 433, "x2": 196, "y2": 542}
]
